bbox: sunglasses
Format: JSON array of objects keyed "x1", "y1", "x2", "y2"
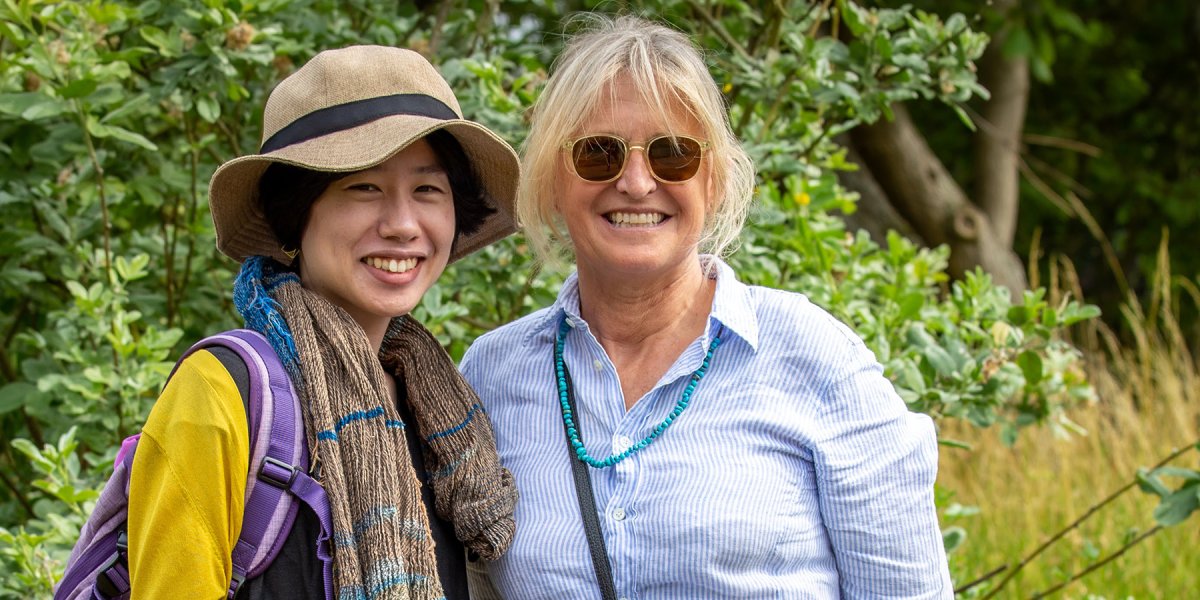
[{"x1": 562, "y1": 134, "x2": 710, "y2": 184}]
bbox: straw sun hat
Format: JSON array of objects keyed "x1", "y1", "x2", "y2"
[{"x1": 208, "y1": 45, "x2": 519, "y2": 264}]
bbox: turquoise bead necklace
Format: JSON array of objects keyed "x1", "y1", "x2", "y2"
[{"x1": 555, "y1": 315, "x2": 725, "y2": 469}]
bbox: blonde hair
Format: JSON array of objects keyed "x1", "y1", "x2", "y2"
[{"x1": 518, "y1": 14, "x2": 756, "y2": 265}]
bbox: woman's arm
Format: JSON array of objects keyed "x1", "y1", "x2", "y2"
[
  {"x1": 812, "y1": 352, "x2": 953, "y2": 599},
  {"x1": 127, "y1": 349, "x2": 250, "y2": 599}
]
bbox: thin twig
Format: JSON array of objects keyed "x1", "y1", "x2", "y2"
[
  {"x1": 1021, "y1": 133, "x2": 1101, "y2": 157},
  {"x1": 799, "y1": 127, "x2": 831, "y2": 162},
  {"x1": 1023, "y1": 153, "x2": 1093, "y2": 200},
  {"x1": 1018, "y1": 157, "x2": 1074, "y2": 216},
  {"x1": 78, "y1": 111, "x2": 114, "y2": 288},
  {"x1": 954, "y1": 563, "x2": 1008, "y2": 595},
  {"x1": 807, "y1": 0, "x2": 835, "y2": 39},
  {"x1": 0, "y1": 299, "x2": 28, "y2": 382},
  {"x1": 1029, "y1": 526, "x2": 1164, "y2": 599},
  {"x1": 757, "y1": 71, "x2": 798, "y2": 145},
  {"x1": 0, "y1": 458, "x2": 35, "y2": 517},
  {"x1": 1062, "y1": 190, "x2": 1131, "y2": 300},
  {"x1": 685, "y1": 0, "x2": 753, "y2": 63}
]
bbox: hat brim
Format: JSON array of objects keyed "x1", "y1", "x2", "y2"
[{"x1": 209, "y1": 114, "x2": 519, "y2": 264}]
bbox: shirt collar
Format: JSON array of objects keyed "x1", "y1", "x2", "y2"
[
  {"x1": 526, "y1": 255, "x2": 760, "y2": 352},
  {"x1": 705, "y1": 255, "x2": 760, "y2": 352}
]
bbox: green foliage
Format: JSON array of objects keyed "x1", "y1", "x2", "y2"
[
  {"x1": 0, "y1": 0, "x2": 1109, "y2": 595},
  {"x1": 0, "y1": 428, "x2": 95, "y2": 599}
]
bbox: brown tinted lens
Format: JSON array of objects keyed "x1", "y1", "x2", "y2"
[
  {"x1": 647, "y1": 137, "x2": 703, "y2": 182},
  {"x1": 572, "y1": 136, "x2": 626, "y2": 182}
]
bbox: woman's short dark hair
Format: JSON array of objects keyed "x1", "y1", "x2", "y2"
[{"x1": 258, "y1": 129, "x2": 496, "y2": 262}]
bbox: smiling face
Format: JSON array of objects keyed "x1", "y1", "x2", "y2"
[
  {"x1": 297, "y1": 138, "x2": 456, "y2": 344},
  {"x1": 558, "y1": 76, "x2": 714, "y2": 287}
]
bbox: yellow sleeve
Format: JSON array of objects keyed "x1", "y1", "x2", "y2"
[{"x1": 127, "y1": 349, "x2": 249, "y2": 600}]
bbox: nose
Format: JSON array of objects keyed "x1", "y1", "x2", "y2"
[
  {"x1": 377, "y1": 194, "x2": 420, "y2": 242},
  {"x1": 615, "y1": 147, "x2": 657, "y2": 198}
]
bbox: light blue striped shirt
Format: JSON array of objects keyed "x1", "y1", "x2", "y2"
[{"x1": 461, "y1": 257, "x2": 952, "y2": 598}]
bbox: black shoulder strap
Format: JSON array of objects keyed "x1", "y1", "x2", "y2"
[
  {"x1": 560, "y1": 364, "x2": 618, "y2": 600},
  {"x1": 207, "y1": 345, "x2": 251, "y2": 411}
]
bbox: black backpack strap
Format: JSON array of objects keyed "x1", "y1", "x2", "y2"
[{"x1": 207, "y1": 345, "x2": 251, "y2": 414}]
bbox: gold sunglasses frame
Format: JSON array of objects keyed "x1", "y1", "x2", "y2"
[{"x1": 561, "y1": 134, "x2": 711, "y2": 184}]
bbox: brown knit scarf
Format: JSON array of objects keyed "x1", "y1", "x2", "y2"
[{"x1": 266, "y1": 274, "x2": 516, "y2": 598}]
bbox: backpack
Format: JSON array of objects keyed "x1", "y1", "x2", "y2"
[{"x1": 53, "y1": 329, "x2": 334, "y2": 600}]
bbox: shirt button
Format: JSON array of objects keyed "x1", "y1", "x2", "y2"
[
  {"x1": 613, "y1": 435, "x2": 632, "y2": 454},
  {"x1": 592, "y1": 358, "x2": 604, "y2": 372},
  {"x1": 612, "y1": 506, "x2": 626, "y2": 521},
  {"x1": 566, "y1": 318, "x2": 577, "y2": 328}
]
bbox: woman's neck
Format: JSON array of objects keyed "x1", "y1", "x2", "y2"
[{"x1": 575, "y1": 258, "x2": 714, "y2": 351}]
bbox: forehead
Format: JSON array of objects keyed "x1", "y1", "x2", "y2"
[
  {"x1": 365, "y1": 138, "x2": 445, "y2": 174},
  {"x1": 577, "y1": 76, "x2": 702, "y2": 137}
]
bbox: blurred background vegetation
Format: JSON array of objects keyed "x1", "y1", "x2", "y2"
[{"x1": 0, "y1": 0, "x2": 1196, "y2": 597}]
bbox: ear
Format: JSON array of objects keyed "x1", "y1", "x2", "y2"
[{"x1": 704, "y1": 158, "x2": 721, "y2": 213}]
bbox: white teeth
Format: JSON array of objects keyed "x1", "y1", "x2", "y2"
[
  {"x1": 366, "y1": 257, "x2": 417, "y2": 273},
  {"x1": 607, "y1": 212, "x2": 664, "y2": 227}
]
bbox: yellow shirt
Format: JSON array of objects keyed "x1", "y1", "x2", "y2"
[{"x1": 127, "y1": 349, "x2": 249, "y2": 599}]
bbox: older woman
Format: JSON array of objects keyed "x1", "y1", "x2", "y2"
[
  {"x1": 461, "y1": 15, "x2": 952, "y2": 598},
  {"x1": 123, "y1": 46, "x2": 518, "y2": 599}
]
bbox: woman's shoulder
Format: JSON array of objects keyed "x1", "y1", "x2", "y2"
[
  {"x1": 734, "y1": 284, "x2": 880, "y2": 387},
  {"x1": 745, "y1": 284, "x2": 866, "y2": 348},
  {"x1": 143, "y1": 348, "x2": 247, "y2": 439}
]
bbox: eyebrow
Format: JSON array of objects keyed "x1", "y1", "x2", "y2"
[{"x1": 412, "y1": 164, "x2": 446, "y2": 175}]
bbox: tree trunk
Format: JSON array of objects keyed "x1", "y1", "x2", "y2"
[
  {"x1": 849, "y1": 104, "x2": 1028, "y2": 295},
  {"x1": 973, "y1": 0, "x2": 1029, "y2": 247},
  {"x1": 835, "y1": 135, "x2": 925, "y2": 247}
]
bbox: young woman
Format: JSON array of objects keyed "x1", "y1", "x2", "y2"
[
  {"x1": 127, "y1": 45, "x2": 518, "y2": 600},
  {"x1": 462, "y1": 16, "x2": 952, "y2": 598}
]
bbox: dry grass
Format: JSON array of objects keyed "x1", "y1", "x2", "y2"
[{"x1": 940, "y1": 252, "x2": 1200, "y2": 598}]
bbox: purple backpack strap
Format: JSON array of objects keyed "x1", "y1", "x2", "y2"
[{"x1": 191, "y1": 330, "x2": 333, "y2": 600}]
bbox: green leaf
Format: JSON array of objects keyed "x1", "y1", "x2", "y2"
[
  {"x1": 897, "y1": 291, "x2": 924, "y2": 321},
  {"x1": 65, "y1": 280, "x2": 89, "y2": 299},
  {"x1": 59, "y1": 78, "x2": 98, "y2": 99},
  {"x1": 139, "y1": 25, "x2": 176, "y2": 56},
  {"x1": 1152, "y1": 466, "x2": 1200, "y2": 482},
  {"x1": 22, "y1": 98, "x2": 70, "y2": 120},
  {"x1": 949, "y1": 103, "x2": 975, "y2": 131},
  {"x1": 196, "y1": 95, "x2": 220, "y2": 123},
  {"x1": 937, "y1": 437, "x2": 971, "y2": 450},
  {"x1": 1137, "y1": 467, "x2": 1170, "y2": 498},
  {"x1": 837, "y1": 0, "x2": 868, "y2": 37},
  {"x1": 922, "y1": 344, "x2": 957, "y2": 376},
  {"x1": 1152, "y1": 485, "x2": 1200, "y2": 526},
  {"x1": 0, "y1": 92, "x2": 43, "y2": 116},
  {"x1": 101, "y1": 93, "x2": 152, "y2": 123},
  {"x1": 86, "y1": 116, "x2": 158, "y2": 150},
  {"x1": 941, "y1": 525, "x2": 966, "y2": 553},
  {"x1": 1062, "y1": 304, "x2": 1102, "y2": 326},
  {"x1": 1006, "y1": 305, "x2": 1032, "y2": 326},
  {"x1": 0, "y1": 382, "x2": 36, "y2": 415},
  {"x1": 1016, "y1": 351, "x2": 1044, "y2": 385}
]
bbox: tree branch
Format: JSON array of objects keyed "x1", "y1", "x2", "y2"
[
  {"x1": 849, "y1": 103, "x2": 1027, "y2": 294},
  {"x1": 972, "y1": 0, "x2": 1029, "y2": 247}
]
